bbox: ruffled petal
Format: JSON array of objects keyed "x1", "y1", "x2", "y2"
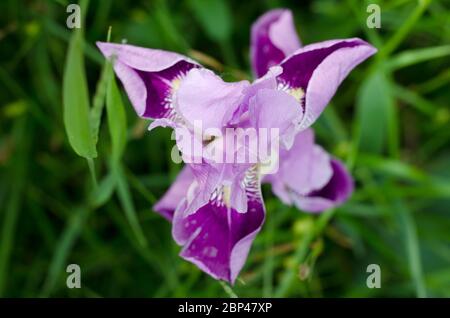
[
  {"x1": 175, "y1": 68, "x2": 250, "y2": 130},
  {"x1": 251, "y1": 9, "x2": 301, "y2": 78},
  {"x1": 96, "y1": 42, "x2": 199, "y2": 119},
  {"x1": 172, "y1": 166, "x2": 264, "y2": 283},
  {"x1": 231, "y1": 66, "x2": 282, "y2": 124},
  {"x1": 277, "y1": 38, "x2": 377, "y2": 130}
]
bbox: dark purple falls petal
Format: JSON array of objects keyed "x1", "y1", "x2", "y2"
[
  {"x1": 96, "y1": 42, "x2": 199, "y2": 119},
  {"x1": 277, "y1": 38, "x2": 377, "y2": 130},
  {"x1": 136, "y1": 60, "x2": 196, "y2": 118},
  {"x1": 172, "y1": 168, "x2": 265, "y2": 284}
]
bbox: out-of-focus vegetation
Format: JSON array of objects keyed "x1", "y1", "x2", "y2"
[{"x1": 0, "y1": 0, "x2": 449, "y2": 297}]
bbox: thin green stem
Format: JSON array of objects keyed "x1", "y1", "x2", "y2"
[
  {"x1": 219, "y1": 281, "x2": 238, "y2": 298},
  {"x1": 87, "y1": 158, "x2": 98, "y2": 190},
  {"x1": 275, "y1": 209, "x2": 335, "y2": 297}
]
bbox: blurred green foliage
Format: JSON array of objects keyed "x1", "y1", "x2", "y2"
[{"x1": 0, "y1": 0, "x2": 449, "y2": 297}]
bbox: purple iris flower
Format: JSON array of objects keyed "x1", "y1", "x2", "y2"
[{"x1": 97, "y1": 9, "x2": 376, "y2": 283}]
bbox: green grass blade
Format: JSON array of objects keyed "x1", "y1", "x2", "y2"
[
  {"x1": 90, "y1": 63, "x2": 108, "y2": 148},
  {"x1": 91, "y1": 172, "x2": 117, "y2": 208},
  {"x1": 0, "y1": 117, "x2": 29, "y2": 296},
  {"x1": 41, "y1": 207, "x2": 90, "y2": 297},
  {"x1": 106, "y1": 64, "x2": 127, "y2": 165},
  {"x1": 90, "y1": 26, "x2": 112, "y2": 151},
  {"x1": 388, "y1": 45, "x2": 450, "y2": 70},
  {"x1": 219, "y1": 281, "x2": 238, "y2": 298},
  {"x1": 379, "y1": 0, "x2": 432, "y2": 59},
  {"x1": 275, "y1": 210, "x2": 335, "y2": 297},
  {"x1": 396, "y1": 201, "x2": 427, "y2": 298},
  {"x1": 115, "y1": 165, "x2": 148, "y2": 248},
  {"x1": 392, "y1": 84, "x2": 438, "y2": 117}
]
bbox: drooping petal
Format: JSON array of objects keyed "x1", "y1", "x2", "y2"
[
  {"x1": 292, "y1": 159, "x2": 354, "y2": 212},
  {"x1": 172, "y1": 166, "x2": 264, "y2": 283},
  {"x1": 251, "y1": 9, "x2": 301, "y2": 78},
  {"x1": 175, "y1": 68, "x2": 250, "y2": 130},
  {"x1": 153, "y1": 166, "x2": 195, "y2": 220},
  {"x1": 277, "y1": 38, "x2": 377, "y2": 130},
  {"x1": 264, "y1": 128, "x2": 353, "y2": 212},
  {"x1": 277, "y1": 129, "x2": 332, "y2": 195},
  {"x1": 96, "y1": 42, "x2": 199, "y2": 119}
]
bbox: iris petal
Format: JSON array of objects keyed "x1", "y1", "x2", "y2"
[
  {"x1": 292, "y1": 159, "x2": 354, "y2": 212},
  {"x1": 172, "y1": 166, "x2": 265, "y2": 283},
  {"x1": 277, "y1": 38, "x2": 377, "y2": 130},
  {"x1": 251, "y1": 9, "x2": 301, "y2": 78},
  {"x1": 153, "y1": 166, "x2": 195, "y2": 220},
  {"x1": 264, "y1": 129, "x2": 353, "y2": 213},
  {"x1": 96, "y1": 42, "x2": 199, "y2": 119}
]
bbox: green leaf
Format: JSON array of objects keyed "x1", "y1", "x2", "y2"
[
  {"x1": 188, "y1": 0, "x2": 232, "y2": 43},
  {"x1": 106, "y1": 64, "x2": 127, "y2": 165},
  {"x1": 62, "y1": 0, "x2": 97, "y2": 159},
  {"x1": 355, "y1": 71, "x2": 394, "y2": 154}
]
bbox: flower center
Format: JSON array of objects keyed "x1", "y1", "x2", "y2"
[
  {"x1": 222, "y1": 185, "x2": 231, "y2": 208},
  {"x1": 171, "y1": 78, "x2": 182, "y2": 92},
  {"x1": 259, "y1": 150, "x2": 279, "y2": 175},
  {"x1": 278, "y1": 82, "x2": 305, "y2": 103},
  {"x1": 288, "y1": 87, "x2": 305, "y2": 102}
]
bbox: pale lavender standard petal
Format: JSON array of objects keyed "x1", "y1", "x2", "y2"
[
  {"x1": 251, "y1": 9, "x2": 301, "y2": 78},
  {"x1": 96, "y1": 42, "x2": 199, "y2": 119},
  {"x1": 264, "y1": 128, "x2": 353, "y2": 213},
  {"x1": 249, "y1": 88, "x2": 303, "y2": 149},
  {"x1": 153, "y1": 166, "x2": 195, "y2": 221},
  {"x1": 172, "y1": 167, "x2": 264, "y2": 283},
  {"x1": 230, "y1": 66, "x2": 282, "y2": 124},
  {"x1": 175, "y1": 68, "x2": 250, "y2": 130},
  {"x1": 277, "y1": 38, "x2": 377, "y2": 130}
]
